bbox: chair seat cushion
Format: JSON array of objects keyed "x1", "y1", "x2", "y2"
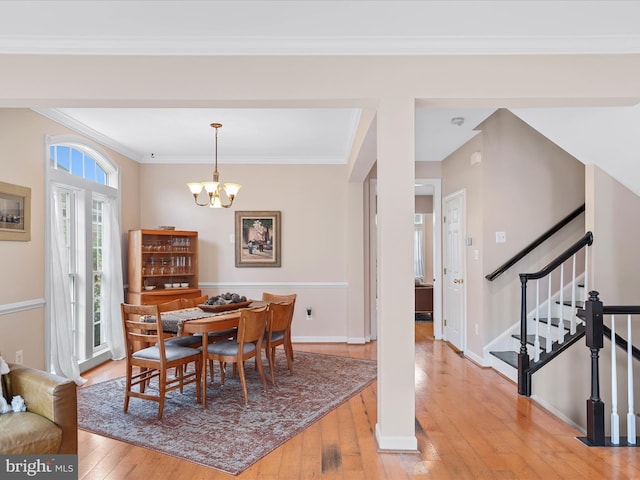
[
  {"x1": 164, "y1": 335, "x2": 202, "y2": 348},
  {"x1": 164, "y1": 328, "x2": 237, "y2": 348},
  {"x1": 133, "y1": 345, "x2": 199, "y2": 362},
  {"x1": 206, "y1": 328, "x2": 237, "y2": 340},
  {"x1": 0, "y1": 412, "x2": 62, "y2": 454},
  {"x1": 264, "y1": 331, "x2": 285, "y2": 342},
  {"x1": 206, "y1": 340, "x2": 256, "y2": 356}
]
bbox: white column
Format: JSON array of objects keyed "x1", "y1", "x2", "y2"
[{"x1": 375, "y1": 96, "x2": 417, "y2": 450}]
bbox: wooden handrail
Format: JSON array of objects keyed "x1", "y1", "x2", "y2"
[
  {"x1": 519, "y1": 231, "x2": 593, "y2": 281},
  {"x1": 485, "y1": 204, "x2": 585, "y2": 281},
  {"x1": 516, "y1": 230, "x2": 593, "y2": 396}
]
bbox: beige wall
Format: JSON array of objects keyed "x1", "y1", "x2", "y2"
[
  {"x1": 533, "y1": 165, "x2": 640, "y2": 435},
  {"x1": 443, "y1": 110, "x2": 586, "y2": 359},
  {"x1": 137, "y1": 162, "x2": 354, "y2": 341},
  {"x1": 588, "y1": 165, "x2": 640, "y2": 303},
  {"x1": 0, "y1": 109, "x2": 139, "y2": 368}
]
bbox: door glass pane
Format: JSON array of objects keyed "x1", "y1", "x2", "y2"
[{"x1": 92, "y1": 198, "x2": 105, "y2": 349}]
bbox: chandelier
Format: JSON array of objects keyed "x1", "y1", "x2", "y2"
[{"x1": 187, "y1": 123, "x2": 241, "y2": 208}]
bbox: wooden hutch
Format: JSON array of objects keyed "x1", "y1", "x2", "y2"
[{"x1": 127, "y1": 229, "x2": 202, "y2": 305}]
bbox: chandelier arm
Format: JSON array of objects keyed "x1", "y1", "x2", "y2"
[{"x1": 192, "y1": 193, "x2": 212, "y2": 207}]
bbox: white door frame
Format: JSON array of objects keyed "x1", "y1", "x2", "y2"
[
  {"x1": 415, "y1": 178, "x2": 442, "y2": 339},
  {"x1": 368, "y1": 178, "x2": 378, "y2": 340},
  {"x1": 368, "y1": 177, "x2": 443, "y2": 340}
]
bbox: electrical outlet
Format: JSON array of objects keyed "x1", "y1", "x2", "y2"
[
  {"x1": 15, "y1": 349, "x2": 23, "y2": 365},
  {"x1": 306, "y1": 307, "x2": 312, "y2": 320}
]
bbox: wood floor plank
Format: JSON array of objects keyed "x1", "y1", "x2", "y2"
[{"x1": 77, "y1": 323, "x2": 640, "y2": 479}]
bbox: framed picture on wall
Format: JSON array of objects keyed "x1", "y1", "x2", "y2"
[
  {"x1": 0, "y1": 181, "x2": 31, "y2": 242},
  {"x1": 235, "y1": 211, "x2": 281, "y2": 267}
]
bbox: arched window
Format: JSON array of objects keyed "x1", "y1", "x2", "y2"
[
  {"x1": 46, "y1": 136, "x2": 124, "y2": 379},
  {"x1": 49, "y1": 142, "x2": 117, "y2": 187}
]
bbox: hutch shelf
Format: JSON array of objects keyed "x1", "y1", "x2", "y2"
[{"x1": 127, "y1": 229, "x2": 202, "y2": 305}]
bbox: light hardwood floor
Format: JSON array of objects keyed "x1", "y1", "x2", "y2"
[{"x1": 77, "y1": 323, "x2": 640, "y2": 479}]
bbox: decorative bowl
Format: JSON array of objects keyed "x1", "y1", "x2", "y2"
[
  {"x1": 172, "y1": 282, "x2": 181, "y2": 288},
  {"x1": 164, "y1": 283, "x2": 173, "y2": 289},
  {"x1": 144, "y1": 285, "x2": 156, "y2": 291},
  {"x1": 180, "y1": 282, "x2": 189, "y2": 288}
]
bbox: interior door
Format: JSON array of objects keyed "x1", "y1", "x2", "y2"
[{"x1": 444, "y1": 190, "x2": 466, "y2": 351}]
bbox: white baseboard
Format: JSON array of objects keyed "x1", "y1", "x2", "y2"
[
  {"x1": 292, "y1": 336, "x2": 348, "y2": 343},
  {"x1": 531, "y1": 394, "x2": 586, "y2": 434},
  {"x1": 200, "y1": 281, "x2": 347, "y2": 289},
  {"x1": 465, "y1": 349, "x2": 488, "y2": 367},
  {"x1": 375, "y1": 424, "x2": 418, "y2": 451}
]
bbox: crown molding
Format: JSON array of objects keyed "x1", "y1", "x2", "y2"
[
  {"x1": 139, "y1": 154, "x2": 347, "y2": 165},
  {"x1": 3, "y1": 34, "x2": 640, "y2": 56},
  {"x1": 33, "y1": 108, "x2": 145, "y2": 162}
]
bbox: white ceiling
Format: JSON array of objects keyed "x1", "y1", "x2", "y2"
[
  {"x1": 39, "y1": 106, "x2": 494, "y2": 167},
  {"x1": 5, "y1": 1, "x2": 640, "y2": 194}
]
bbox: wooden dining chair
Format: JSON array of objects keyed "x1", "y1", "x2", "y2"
[
  {"x1": 262, "y1": 300, "x2": 295, "y2": 385},
  {"x1": 179, "y1": 295, "x2": 209, "y2": 309},
  {"x1": 203, "y1": 306, "x2": 268, "y2": 403},
  {"x1": 261, "y1": 292, "x2": 297, "y2": 364},
  {"x1": 121, "y1": 303, "x2": 202, "y2": 419}
]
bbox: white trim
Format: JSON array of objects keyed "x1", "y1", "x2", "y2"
[
  {"x1": 416, "y1": 177, "x2": 442, "y2": 340},
  {"x1": 199, "y1": 281, "x2": 347, "y2": 289},
  {"x1": 531, "y1": 394, "x2": 586, "y2": 434},
  {"x1": 292, "y1": 336, "x2": 348, "y2": 343},
  {"x1": 0, "y1": 298, "x2": 46, "y2": 316},
  {"x1": 464, "y1": 349, "x2": 488, "y2": 368},
  {"x1": 3, "y1": 35, "x2": 640, "y2": 56},
  {"x1": 37, "y1": 109, "x2": 143, "y2": 163},
  {"x1": 139, "y1": 154, "x2": 348, "y2": 165},
  {"x1": 375, "y1": 424, "x2": 418, "y2": 451}
]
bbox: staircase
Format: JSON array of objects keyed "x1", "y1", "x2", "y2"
[{"x1": 488, "y1": 283, "x2": 587, "y2": 383}]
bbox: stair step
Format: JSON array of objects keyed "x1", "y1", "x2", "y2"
[
  {"x1": 513, "y1": 334, "x2": 548, "y2": 350},
  {"x1": 490, "y1": 350, "x2": 518, "y2": 368},
  {"x1": 557, "y1": 300, "x2": 585, "y2": 308},
  {"x1": 534, "y1": 317, "x2": 571, "y2": 330}
]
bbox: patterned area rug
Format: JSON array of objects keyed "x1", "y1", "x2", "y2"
[{"x1": 77, "y1": 351, "x2": 377, "y2": 476}]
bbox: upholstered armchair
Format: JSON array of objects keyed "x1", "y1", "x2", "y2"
[{"x1": 0, "y1": 363, "x2": 77, "y2": 454}]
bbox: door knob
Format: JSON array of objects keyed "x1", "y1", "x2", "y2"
[{"x1": 453, "y1": 278, "x2": 463, "y2": 284}]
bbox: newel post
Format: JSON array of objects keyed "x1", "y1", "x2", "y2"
[
  {"x1": 584, "y1": 290, "x2": 605, "y2": 446},
  {"x1": 518, "y1": 274, "x2": 530, "y2": 396}
]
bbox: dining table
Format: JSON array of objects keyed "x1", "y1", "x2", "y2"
[{"x1": 165, "y1": 301, "x2": 267, "y2": 407}]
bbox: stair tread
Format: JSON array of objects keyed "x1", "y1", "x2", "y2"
[
  {"x1": 556, "y1": 300, "x2": 585, "y2": 308},
  {"x1": 490, "y1": 350, "x2": 518, "y2": 368},
  {"x1": 534, "y1": 317, "x2": 571, "y2": 329},
  {"x1": 513, "y1": 333, "x2": 548, "y2": 349}
]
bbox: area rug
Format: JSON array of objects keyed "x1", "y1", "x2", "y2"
[{"x1": 77, "y1": 351, "x2": 377, "y2": 476}]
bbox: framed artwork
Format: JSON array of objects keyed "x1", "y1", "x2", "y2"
[
  {"x1": 0, "y1": 181, "x2": 31, "y2": 241},
  {"x1": 235, "y1": 210, "x2": 281, "y2": 267}
]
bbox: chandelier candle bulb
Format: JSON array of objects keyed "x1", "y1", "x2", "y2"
[{"x1": 187, "y1": 123, "x2": 242, "y2": 208}]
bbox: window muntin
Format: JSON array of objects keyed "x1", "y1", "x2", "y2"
[{"x1": 50, "y1": 145, "x2": 110, "y2": 186}]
